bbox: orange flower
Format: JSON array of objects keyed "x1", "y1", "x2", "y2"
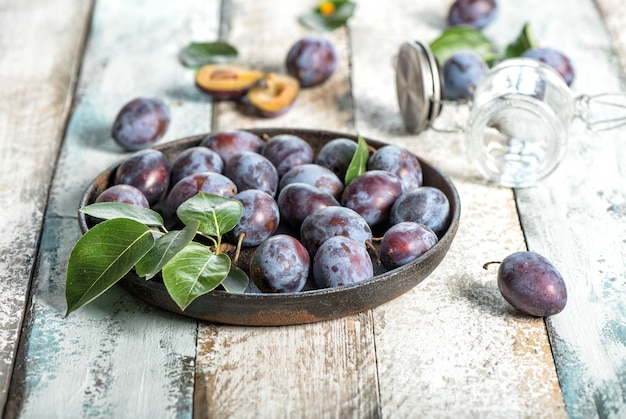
[{"x1": 319, "y1": 1, "x2": 336, "y2": 16}]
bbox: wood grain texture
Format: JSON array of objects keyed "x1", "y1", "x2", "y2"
[
  {"x1": 0, "y1": 0, "x2": 92, "y2": 413},
  {"x1": 516, "y1": 1, "x2": 626, "y2": 416},
  {"x1": 349, "y1": 0, "x2": 567, "y2": 416},
  {"x1": 193, "y1": 1, "x2": 380, "y2": 417},
  {"x1": 5, "y1": 0, "x2": 218, "y2": 417}
]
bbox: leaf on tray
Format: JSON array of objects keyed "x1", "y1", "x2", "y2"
[
  {"x1": 221, "y1": 264, "x2": 249, "y2": 294},
  {"x1": 162, "y1": 242, "x2": 231, "y2": 310},
  {"x1": 176, "y1": 192, "x2": 242, "y2": 238},
  {"x1": 344, "y1": 133, "x2": 369, "y2": 185},
  {"x1": 135, "y1": 220, "x2": 200, "y2": 280},
  {"x1": 65, "y1": 218, "x2": 155, "y2": 316},
  {"x1": 80, "y1": 202, "x2": 164, "y2": 227}
]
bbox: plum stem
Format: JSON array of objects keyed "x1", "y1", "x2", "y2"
[
  {"x1": 233, "y1": 231, "x2": 246, "y2": 264},
  {"x1": 482, "y1": 261, "x2": 502, "y2": 270}
]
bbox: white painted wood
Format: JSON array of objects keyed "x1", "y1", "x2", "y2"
[
  {"x1": 516, "y1": 1, "x2": 626, "y2": 416},
  {"x1": 0, "y1": 0, "x2": 92, "y2": 413},
  {"x1": 3, "y1": 0, "x2": 625, "y2": 417},
  {"x1": 5, "y1": 0, "x2": 218, "y2": 417},
  {"x1": 349, "y1": 0, "x2": 567, "y2": 416},
  {"x1": 193, "y1": 1, "x2": 381, "y2": 417}
]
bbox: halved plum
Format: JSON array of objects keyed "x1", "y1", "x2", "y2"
[
  {"x1": 195, "y1": 65, "x2": 264, "y2": 100},
  {"x1": 247, "y1": 73, "x2": 300, "y2": 117}
]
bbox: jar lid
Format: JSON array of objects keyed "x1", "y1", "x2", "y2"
[{"x1": 395, "y1": 40, "x2": 443, "y2": 134}]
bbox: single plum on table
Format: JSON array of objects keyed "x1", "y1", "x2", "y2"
[
  {"x1": 494, "y1": 251, "x2": 567, "y2": 317},
  {"x1": 522, "y1": 47, "x2": 575, "y2": 86},
  {"x1": 285, "y1": 36, "x2": 338, "y2": 88},
  {"x1": 250, "y1": 234, "x2": 310, "y2": 293},
  {"x1": 447, "y1": 0, "x2": 498, "y2": 29},
  {"x1": 313, "y1": 236, "x2": 373, "y2": 289},
  {"x1": 111, "y1": 97, "x2": 170, "y2": 151},
  {"x1": 379, "y1": 222, "x2": 438, "y2": 269},
  {"x1": 442, "y1": 50, "x2": 489, "y2": 100},
  {"x1": 114, "y1": 149, "x2": 170, "y2": 206}
]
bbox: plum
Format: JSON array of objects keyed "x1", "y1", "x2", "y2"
[
  {"x1": 522, "y1": 47, "x2": 575, "y2": 86},
  {"x1": 114, "y1": 149, "x2": 170, "y2": 206},
  {"x1": 442, "y1": 50, "x2": 489, "y2": 100},
  {"x1": 286, "y1": 36, "x2": 338, "y2": 87},
  {"x1": 111, "y1": 97, "x2": 170, "y2": 151},
  {"x1": 447, "y1": 0, "x2": 497, "y2": 29},
  {"x1": 494, "y1": 251, "x2": 567, "y2": 317},
  {"x1": 250, "y1": 234, "x2": 309, "y2": 293}
]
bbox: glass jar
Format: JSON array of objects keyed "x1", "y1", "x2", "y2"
[
  {"x1": 466, "y1": 58, "x2": 574, "y2": 187},
  {"x1": 395, "y1": 40, "x2": 620, "y2": 188}
]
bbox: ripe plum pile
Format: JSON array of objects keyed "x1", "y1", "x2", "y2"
[{"x1": 95, "y1": 130, "x2": 451, "y2": 294}]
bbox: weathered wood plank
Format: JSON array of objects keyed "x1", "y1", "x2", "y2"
[
  {"x1": 349, "y1": 0, "x2": 567, "y2": 416},
  {"x1": 517, "y1": 0, "x2": 626, "y2": 416},
  {"x1": 0, "y1": 0, "x2": 93, "y2": 413},
  {"x1": 193, "y1": 1, "x2": 380, "y2": 417},
  {"x1": 5, "y1": 0, "x2": 219, "y2": 417}
]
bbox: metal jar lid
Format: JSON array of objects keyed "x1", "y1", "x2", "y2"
[{"x1": 395, "y1": 40, "x2": 443, "y2": 134}]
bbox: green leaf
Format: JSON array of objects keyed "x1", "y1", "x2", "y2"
[
  {"x1": 504, "y1": 23, "x2": 539, "y2": 59},
  {"x1": 221, "y1": 264, "x2": 249, "y2": 293},
  {"x1": 162, "y1": 242, "x2": 231, "y2": 310},
  {"x1": 344, "y1": 134, "x2": 369, "y2": 185},
  {"x1": 298, "y1": 1, "x2": 356, "y2": 32},
  {"x1": 65, "y1": 218, "x2": 155, "y2": 316},
  {"x1": 80, "y1": 202, "x2": 164, "y2": 227},
  {"x1": 176, "y1": 192, "x2": 243, "y2": 238},
  {"x1": 429, "y1": 26, "x2": 499, "y2": 66},
  {"x1": 178, "y1": 41, "x2": 238, "y2": 68},
  {"x1": 135, "y1": 220, "x2": 200, "y2": 280}
]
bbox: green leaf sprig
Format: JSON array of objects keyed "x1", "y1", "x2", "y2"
[
  {"x1": 344, "y1": 133, "x2": 369, "y2": 185},
  {"x1": 429, "y1": 22, "x2": 539, "y2": 68},
  {"x1": 298, "y1": 0, "x2": 356, "y2": 32},
  {"x1": 65, "y1": 193, "x2": 245, "y2": 316},
  {"x1": 178, "y1": 41, "x2": 238, "y2": 68}
]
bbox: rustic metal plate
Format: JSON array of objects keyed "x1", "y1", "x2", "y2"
[{"x1": 78, "y1": 128, "x2": 461, "y2": 326}]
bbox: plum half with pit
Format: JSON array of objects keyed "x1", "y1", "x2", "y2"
[
  {"x1": 247, "y1": 73, "x2": 300, "y2": 117},
  {"x1": 195, "y1": 65, "x2": 264, "y2": 100}
]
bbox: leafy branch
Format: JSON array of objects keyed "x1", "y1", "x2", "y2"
[{"x1": 65, "y1": 193, "x2": 246, "y2": 316}]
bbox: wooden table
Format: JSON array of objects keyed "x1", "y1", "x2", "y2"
[{"x1": 2, "y1": 0, "x2": 625, "y2": 417}]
